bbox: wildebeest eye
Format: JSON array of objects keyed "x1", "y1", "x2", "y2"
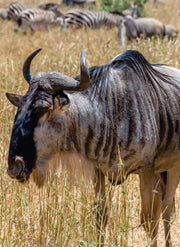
[{"x1": 53, "y1": 91, "x2": 70, "y2": 112}]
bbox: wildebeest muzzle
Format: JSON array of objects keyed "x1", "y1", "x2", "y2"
[{"x1": 7, "y1": 156, "x2": 30, "y2": 182}]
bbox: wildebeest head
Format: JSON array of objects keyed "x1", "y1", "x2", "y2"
[
  {"x1": 118, "y1": 16, "x2": 138, "y2": 46},
  {"x1": 6, "y1": 48, "x2": 90, "y2": 183}
]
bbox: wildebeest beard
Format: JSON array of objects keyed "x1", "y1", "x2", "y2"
[{"x1": 8, "y1": 87, "x2": 54, "y2": 182}]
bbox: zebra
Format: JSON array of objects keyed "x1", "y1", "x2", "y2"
[
  {"x1": 14, "y1": 7, "x2": 63, "y2": 33},
  {"x1": 60, "y1": 8, "x2": 123, "y2": 29},
  {"x1": 3, "y1": 2, "x2": 61, "y2": 24}
]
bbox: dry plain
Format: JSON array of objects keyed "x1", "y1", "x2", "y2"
[{"x1": 0, "y1": 0, "x2": 180, "y2": 246}]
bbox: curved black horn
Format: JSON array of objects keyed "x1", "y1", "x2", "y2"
[
  {"x1": 39, "y1": 50, "x2": 90, "y2": 93},
  {"x1": 23, "y1": 48, "x2": 42, "y2": 83},
  {"x1": 77, "y1": 50, "x2": 90, "y2": 91}
]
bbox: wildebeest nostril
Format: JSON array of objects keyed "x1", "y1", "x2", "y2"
[
  {"x1": 15, "y1": 156, "x2": 25, "y2": 168},
  {"x1": 7, "y1": 156, "x2": 24, "y2": 178},
  {"x1": 7, "y1": 166, "x2": 21, "y2": 178}
]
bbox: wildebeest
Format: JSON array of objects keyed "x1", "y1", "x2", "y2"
[
  {"x1": 110, "y1": 4, "x2": 138, "y2": 19},
  {"x1": 6, "y1": 49, "x2": 180, "y2": 247},
  {"x1": 118, "y1": 16, "x2": 178, "y2": 46},
  {"x1": 154, "y1": 0, "x2": 165, "y2": 6},
  {"x1": 62, "y1": 0, "x2": 96, "y2": 6}
]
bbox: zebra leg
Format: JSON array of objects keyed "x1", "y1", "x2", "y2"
[
  {"x1": 94, "y1": 169, "x2": 109, "y2": 246},
  {"x1": 162, "y1": 167, "x2": 180, "y2": 247},
  {"x1": 30, "y1": 26, "x2": 35, "y2": 35},
  {"x1": 139, "y1": 167, "x2": 163, "y2": 247},
  {"x1": 14, "y1": 18, "x2": 27, "y2": 34},
  {"x1": 14, "y1": 26, "x2": 19, "y2": 33}
]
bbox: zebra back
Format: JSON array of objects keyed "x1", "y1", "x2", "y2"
[{"x1": 62, "y1": 9, "x2": 123, "y2": 29}]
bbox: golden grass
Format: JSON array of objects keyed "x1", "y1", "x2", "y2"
[{"x1": 0, "y1": 0, "x2": 180, "y2": 246}]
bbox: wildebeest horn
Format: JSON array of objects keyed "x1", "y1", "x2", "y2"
[
  {"x1": 23, "y1": 48, "x2": 42, "y2": 83},
  {"x1": 39, "y1": 72, "x2": 81, "y2": 92},
  {"x1": 77, "y1": 50, "x2": 90, "y2": 91},
  {"x1": 39, "y1": 50, "x2": 90, "y2": 92},
  {"x1": 23, "y1": 49, "x2": 90, "y2": 92},
  {"x1": 50, "y1": 50, "x2": 90, "y2": 92}
]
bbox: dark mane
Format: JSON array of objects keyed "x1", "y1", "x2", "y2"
[
  {"x1": 111, "y1": 50, "x2": 172, "y2": 82},
  {"x1": 76, "y1": 50, "x2": 177, "y2": 100},
  {"x1": 109, "y1": 10, "x2": 125, "y2": 17},
  {"x1": 75, "y1": 64, "x2": 110, "y2": 100}
]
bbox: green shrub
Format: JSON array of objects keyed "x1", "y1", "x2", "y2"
[{"x1": 100, "y1": 0, "x2": 150, "y2": 17}]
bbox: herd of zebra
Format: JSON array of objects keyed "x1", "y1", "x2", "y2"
[
  {"x1": 0, "y1": 1, "x2": 136, "y2": 32},
  {"x1": 0, "y1": 1, "x2": 178, "y2": 44}
]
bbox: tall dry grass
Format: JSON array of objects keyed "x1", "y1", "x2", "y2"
[{"x1": 0, "y1": 0, "x2": 180, "y2": 246}]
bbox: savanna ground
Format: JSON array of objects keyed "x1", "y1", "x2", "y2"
[{"x1": 0, "y1": 0, "x2": 180, "y2": 246}]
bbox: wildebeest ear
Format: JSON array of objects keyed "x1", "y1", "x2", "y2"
[
  {"x1": 53, "y1": 92, "x2": 70, "y2": 112},
  {"x1": 6, "y1": 93, "x2": 22, "y2": 107}
]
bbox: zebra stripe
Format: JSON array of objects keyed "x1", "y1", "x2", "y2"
[{"x1": 7, "y1": 2, "x2": 27, "y2": 21}]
